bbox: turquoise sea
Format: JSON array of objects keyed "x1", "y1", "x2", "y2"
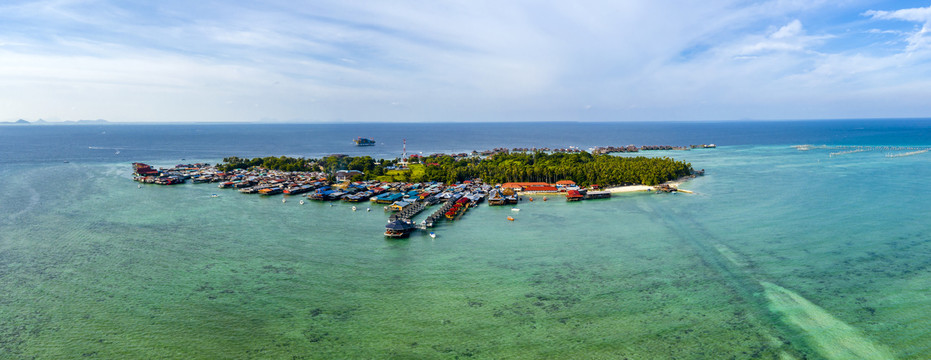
[{"x1": 1, "y1": 121, "x2": 930, "y2": 359}]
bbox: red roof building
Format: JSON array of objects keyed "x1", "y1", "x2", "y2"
[
  {"x1": 566, "y1": 190, "x2": 585, "y2": 201},
  {"x1": 500, "y1": 182, "x2": 550, "y2": 190}
]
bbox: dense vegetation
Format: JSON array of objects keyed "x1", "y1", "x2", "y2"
[
  {"x1": 217, "y1": 152, "x2": 692, "y2": 187},
  {"x1": 219, "y1": 155, "x2": 398, "y2": 178},
  {"x1": 419, "y1": 152, "x2": 692, "y2": 186}
]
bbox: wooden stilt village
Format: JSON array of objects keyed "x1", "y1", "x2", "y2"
[{"x1": 132, "y1": 142, "x2": 707, "y2": 238}]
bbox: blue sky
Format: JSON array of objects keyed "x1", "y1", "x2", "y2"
[{"x1": 2, "y1": 0, "x2": 931, "y2": 123}]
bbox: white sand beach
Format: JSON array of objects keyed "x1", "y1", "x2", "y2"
[{"x1": 604, "y1": 185, "x2": 654, "y2": 193}]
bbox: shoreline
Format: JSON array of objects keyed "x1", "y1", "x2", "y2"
[{"x1": 518, "y1": 178, "x2": 696, "y2": 196}]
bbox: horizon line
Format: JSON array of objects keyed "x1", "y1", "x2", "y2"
[{"x1": 4, "y1": 117, "x2": 931, "y2": 125}]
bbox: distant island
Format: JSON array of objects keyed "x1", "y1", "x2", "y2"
[{"x1": 0, "y1": 119, "x2": 109, "y2": 125}]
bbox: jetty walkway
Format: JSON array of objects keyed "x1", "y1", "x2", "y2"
[
  {"x1": 423, "y1": 195, "x2": 463, "y2": 228},
  {"x1": 389, "y1": 195, "x2": 440, "y2": 222},
  {"x1": 797, "y1": 145, "x2": 931, "y2": 158}
]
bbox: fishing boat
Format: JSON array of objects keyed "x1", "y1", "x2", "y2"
[
  {"x1": 258, "y1": 187, "x2": 283, "y2": 195},
  {"x1": 354, "y1": 137, "x2": 376, "y2": 146}
]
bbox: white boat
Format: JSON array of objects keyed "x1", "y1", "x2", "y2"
[
  {"x1": 429, "y1": 232, "x2": 436, "y2": 239},
  {"x1": 511, "y1": 208, "x2": 520, "y2": 212},
  {"x1": 282, "y1": 198, "x2": 286, "y2": 203},
  {"x1": 299, "y1": 200, "x2": 304, "y2": 205},
  {"x1": 211, "y1": 194, "x2": 219, "y2": 198},
  {"x1": 366, "y1": 208, "x2": 371, "y2": 212},
  {"x1": 352, "y1": 206, "x2": 357, "y2": 211}
]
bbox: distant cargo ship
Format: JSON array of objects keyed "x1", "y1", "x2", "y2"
[{"x1": 354, "y1": 137, "x2": 375, "y2": 146}]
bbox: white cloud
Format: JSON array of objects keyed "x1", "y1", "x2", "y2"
[
  {"x1": 772, "y1": 19, "x2": 804, "y2": 39},
  {"x1": 734, "y1": 19, "x2": 833, "y2": 57},
  {"x1": 864, "y1": 6, "x2": 931, "y2": 22},
  {"x1": 864, "y1": 5, "x2": 931, "y2": 52},
  {"x1": 2, "y1": 0, "x2": 931, "y2": 122}
]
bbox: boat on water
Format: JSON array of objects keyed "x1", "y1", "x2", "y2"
[
  {"x1": 511, "y1": 208, "x2": 520, "y2": 212},
  {"x1": 429, "y1": 232, "x2": 436, "y2": 239},
  {"x1": 354, "y1": 137, "x2": 375, "y2": 146},
  {"x1": 507, "y1": 216, "x2": 515, "y2": 221},
  {"x1": 258, "y1": 187, "x2": 283, "y2": 195}
]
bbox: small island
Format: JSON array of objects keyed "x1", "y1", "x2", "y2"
[{"x1": 134, "y1": 150, "x2": 702, "y2": 237}]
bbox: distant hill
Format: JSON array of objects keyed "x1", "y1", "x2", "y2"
[
  {"x1": 0, "y1": 119, "x2": 109, "y2": 125},
  {"x1": 0, "y1": 119, "x2": 31, "y2": 124}
]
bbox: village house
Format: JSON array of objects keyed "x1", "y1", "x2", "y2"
[{"x1": 334, "y1": 170, "x2": 363, "y2": 182}]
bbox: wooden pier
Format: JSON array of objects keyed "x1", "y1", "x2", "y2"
[
  {"x1": 389, "y1": 195, "x2": 440, "y2": 222},
  {"x1": 423, "y1": 195, "x2": 462, "y2": 228}
]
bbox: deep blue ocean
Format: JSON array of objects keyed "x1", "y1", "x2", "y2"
[
  {"x1": 2, "y1": 119, "x2": 930, "y2": 164},
  {"x1": 1, "y1": 120, "x2": 930, "y2": 359}
]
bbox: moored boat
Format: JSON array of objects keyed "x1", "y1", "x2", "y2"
[
  {"x1": 283, "y1": 184, "x2": 313, "y2": 195},
  {"x1": 354, "y1": 137, "x2": 376, "y2": 146},
  {"x1": 258, "y1": 187, "x2": 283, "y2": 195}
]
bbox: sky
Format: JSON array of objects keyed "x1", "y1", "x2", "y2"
[{"x1": 2, "y1": 0, "x2": 931, "y2": 123}]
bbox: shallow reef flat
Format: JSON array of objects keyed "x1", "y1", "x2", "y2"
[{"x1": 1, "y1": 144, "x2": 930, "y2": 358}]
